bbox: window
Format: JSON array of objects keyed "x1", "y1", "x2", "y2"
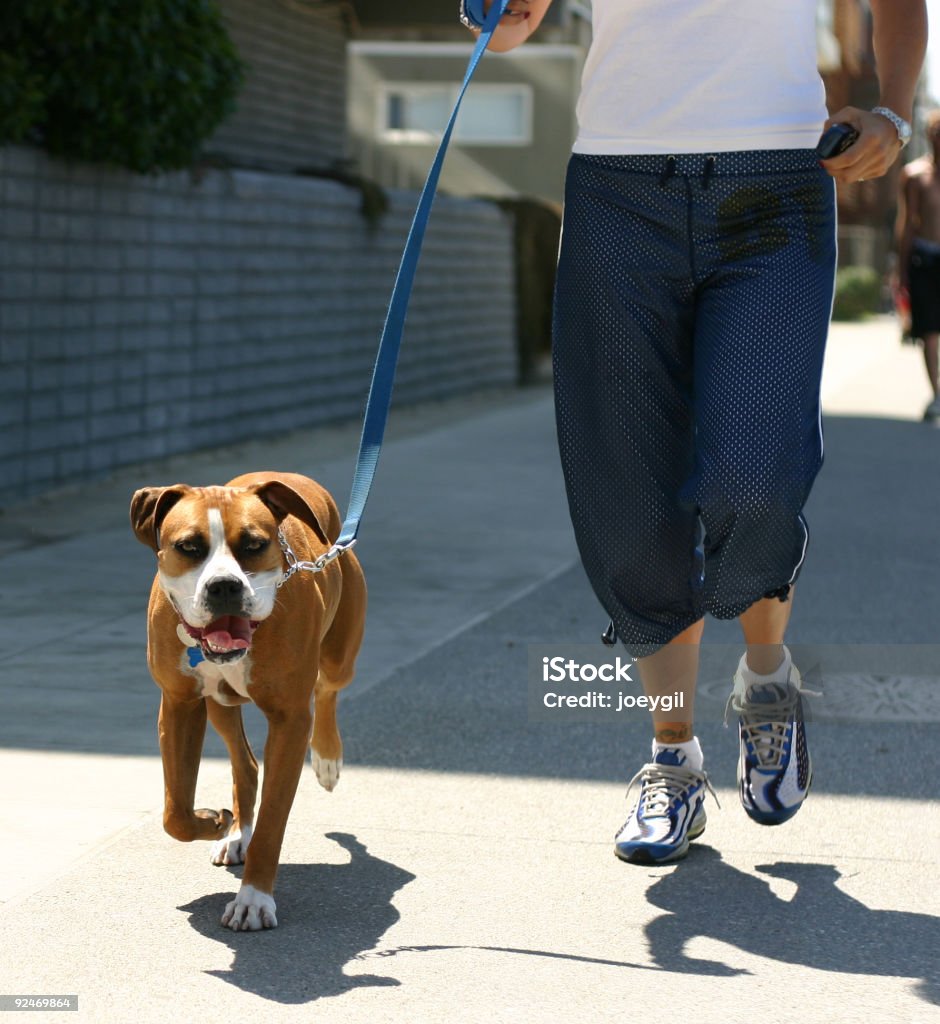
[{"x1": 380, "y1": 83, "x2": 533, "y2": 146}]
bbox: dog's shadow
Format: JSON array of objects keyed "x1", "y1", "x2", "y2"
[{"x1": 180, "y1": 831, "x2": 416, "y2": 1003}]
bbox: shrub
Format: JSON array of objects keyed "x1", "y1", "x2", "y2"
[
  {"x1": 0, "y1": 1, "x2": 244, "y2": 173},
  {"x1": 0, "y1": 51, "x2": 46, "y2": 142},
  {"x1": 831, "y1": 265, "x2": 881, "y2": 321}
]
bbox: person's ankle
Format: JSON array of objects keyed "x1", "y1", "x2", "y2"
[
  {"x1": 744, "y1": 643, "x2": 788, "y2": 677},
  {"x1": 653, "y1": 723, "x2": 694, "y2": 746},
  {"x1": 651, "y1": 734, "x2": 704, "y2": 772}
]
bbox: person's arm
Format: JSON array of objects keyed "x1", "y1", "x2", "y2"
[
  {"x1": 869, "y1": 0, "x2": 926, "y2": 125},
  {"x1": 820, "y1": 0, "x2": 927, "y2": 185},
  {"x1": 466, "y1": 0, "x2": 555, "y2": 53}
]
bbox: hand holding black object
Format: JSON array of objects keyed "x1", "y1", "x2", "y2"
[{"x1": 816, "y1": 123, "x2": 860, "y2": 160}]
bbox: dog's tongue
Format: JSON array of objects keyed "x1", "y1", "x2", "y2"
[{"x1": 204, "y1": 616, "x2": 253, "y2": 651}]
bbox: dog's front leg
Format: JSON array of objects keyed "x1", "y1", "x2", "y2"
[
  {"x1": 158, "y1": 693, "x2": 233, "y2": 842},
  {"x1": 206, "y1": 700, "x2": 259, "y2": 866},
  {"x1": 220, "y1": 705, "x2": 312, "y2": 931}
]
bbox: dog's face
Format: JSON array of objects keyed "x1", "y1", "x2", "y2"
[
  {"x1": 133, "y1": 486, "x2": 283, "y2": 664},
  {"x1": 131, "y1": 480, "x2": 329, "y2": 666},
  {"x1": 159, "y1": 490, "x2": 284, "y2": 663}
]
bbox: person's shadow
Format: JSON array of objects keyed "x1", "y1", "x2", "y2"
[
  {"x1": 179, "y1": 832, "x2": 416, "y2": 1003},
  {"x1": 645, "y1": 846, "x2": 940, "y2": 1005}
]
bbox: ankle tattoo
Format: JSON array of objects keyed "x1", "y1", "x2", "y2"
[{"x1": 655, "y1": 724, "x2": 693, "y2": 744}]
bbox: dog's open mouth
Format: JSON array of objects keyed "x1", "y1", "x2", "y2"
[{"x1": 180, "y1": 617, "x2": 259, "y2": 663}]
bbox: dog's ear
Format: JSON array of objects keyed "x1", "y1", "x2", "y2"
[
  {"x1": 250, "y1": 480, "x2": 336, "y2": 545},
  {"x1": 130, "y1": 486, "x2": 191, "y2": 551}
]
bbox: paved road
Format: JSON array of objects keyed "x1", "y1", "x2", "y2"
[{"x1": 1, "y1": 317, "x2": 938, "y2": 1023}]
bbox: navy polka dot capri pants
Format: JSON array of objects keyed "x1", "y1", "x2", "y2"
[{"x1": 552, "y1": 150, "x2": 837, "y2": 658}]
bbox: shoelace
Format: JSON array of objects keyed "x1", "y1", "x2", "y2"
[
  {"x1": 724, "y1": 683, "x2": 819, "y2": 769},
  {"x1": 624, "y1": 762, "x2": 720, "y2": 818}
]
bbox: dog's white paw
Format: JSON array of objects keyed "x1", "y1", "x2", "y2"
[
  {"x1": 312, "y1": 753, "x2": 342, "y2": 792},
  {"x1": 210, "y1": 823, "x2": 253, "y2": 866},
  {"x1": 221, "y1": 884, "x2": 277, "y2": 931}
]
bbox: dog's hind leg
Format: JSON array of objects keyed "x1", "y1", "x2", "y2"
[
  {"x1": 311, "y1": 684, "x2": 343, "y2": 791},
  {"x1": 206, "y1": 700, "x2": 259, "y2": 865},
  {"x1": 310, "y1": 555, "x2": 367, "y2": 792}
]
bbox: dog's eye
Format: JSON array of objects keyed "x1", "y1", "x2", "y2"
[
  {"x1": 175, "y1": 539, "x2": 204, "y2": 557},
  {"x1": 242, "y1": 537, "x2": 269, "y2": 555}
]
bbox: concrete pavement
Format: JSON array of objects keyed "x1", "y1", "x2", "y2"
[{"x1": 1, "y1": 316, "x2": 938, "y2": 1022}]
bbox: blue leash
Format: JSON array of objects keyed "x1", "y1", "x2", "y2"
[{"x1": 306, "y1": 0, "x2": 511, "y2": 572}]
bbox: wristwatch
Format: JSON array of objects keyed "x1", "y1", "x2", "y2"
[{"x1": 871, "y1": 107, "x2": 912, "y2": 147}]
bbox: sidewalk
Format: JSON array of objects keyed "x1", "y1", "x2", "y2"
[{"x1": 0, "y1": 316, "x2": 938, "y2": 1023}]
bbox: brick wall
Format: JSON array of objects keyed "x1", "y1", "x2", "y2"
[
  {"x1": 0, "y1": 145, "x2": 516, "y2": 506},
  {"x1": 212, "y1": 0, "x2": 348, "y2": 172}
]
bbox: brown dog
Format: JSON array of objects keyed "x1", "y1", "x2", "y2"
[{"x1": 130, "y1": 471, "x2": 366, "y2": 930}]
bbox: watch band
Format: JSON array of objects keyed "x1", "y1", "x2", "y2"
[{"x1": 871, "y1": 106, "x2": 912, "y2": 147}]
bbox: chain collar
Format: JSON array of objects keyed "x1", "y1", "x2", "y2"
[{"x1": 276, "y1": 528, "x2": 354, "y2": 588}]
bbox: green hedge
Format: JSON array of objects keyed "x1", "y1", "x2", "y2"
[
  {"x1": 0, "y1": 1, "x2": 244, "y2": 173},
  {"x1": 831, "y1": 265, "x2": 881, "y2": 322}
]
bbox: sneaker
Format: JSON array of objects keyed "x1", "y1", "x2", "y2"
[
  {"x1": 614, "y1": 746, "x2": 716, "y2": 864},
  {"x1": 727, "y1": 650, "x2": 812, "y2": 826}
]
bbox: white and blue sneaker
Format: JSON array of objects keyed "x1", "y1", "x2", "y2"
[
  {"x1": 728, "y1": 647, "x2": 813, "y2": 826},
  {"x1": 614, "y1": 741, "x2": 716, "y2": 864}
]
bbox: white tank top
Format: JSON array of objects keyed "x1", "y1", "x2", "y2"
[{"x1": 573, "y1": 0, "x2": 828, "y2": 154}]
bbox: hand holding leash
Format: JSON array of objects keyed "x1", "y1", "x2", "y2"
[{"x1": 461, "y1": 0, "x2": 530, "y2": 28}]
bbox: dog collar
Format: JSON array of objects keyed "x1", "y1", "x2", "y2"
[{"x1": 276, "y1": 528, "x2": 355, "y2": 587}]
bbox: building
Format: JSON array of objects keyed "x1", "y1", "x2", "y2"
[{"x1": 347, "y1": 1, "x2": 590, "y2": 205}]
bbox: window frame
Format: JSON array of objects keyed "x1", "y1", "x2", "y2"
[{"x1": 377, "y1": 81, "x2": 534, "y2": 147}]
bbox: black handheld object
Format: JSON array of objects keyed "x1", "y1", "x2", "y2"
[{"x1": 816, "y1": 123, "x2": 859, "y2": 160}]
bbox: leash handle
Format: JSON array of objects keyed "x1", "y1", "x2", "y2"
[
  {"x1": 459, "y1": 0, "x2": 489, "y2": 29},
  {"x1": 327, "y1": 0, "x2": 511, "y2": 558}
]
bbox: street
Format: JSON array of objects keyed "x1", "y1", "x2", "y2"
[{"x1": 0, "y1": 316, "x2": 938, "y2": 1023}]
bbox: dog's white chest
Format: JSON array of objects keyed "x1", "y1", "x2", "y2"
[{"x1": 187, "y1": 654, "x2": 254, "y2": 705}]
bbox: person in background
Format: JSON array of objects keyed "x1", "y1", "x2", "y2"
[
  {"x1": 471, "y1": 0, "x2": 926, "y2": 863},
  {"x1": 897, "y1": 108, "x2": 940, "y2": 422}
]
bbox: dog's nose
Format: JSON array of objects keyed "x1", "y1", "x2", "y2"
[{"x1": 207, "y1": 576, "x2": 244, "y2": 602}]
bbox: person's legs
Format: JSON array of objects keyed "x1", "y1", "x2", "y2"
[
  {"x1": 923, "y1": 333, "x2": 939, "y2": 398},
  {"x1": 739, "y1": 590, "x2": 794, "y2": 673},
  {"x1": 553, "y1": 154, "x2": 705, "y2": 661},
  {"x1": 730, "y1": 598, "x2": 813, "y2": 825},
  {"x1": 737, "y1": 592, "x2": 812, "y2": 822},
  {"x1": 635, "y1": 617, "x2": 703, "y2": 743},
  {"x1": 553, "y1": 154, "x2": 712, "y2": 863},
  {"x1": 689, "y1": 153, "x2": 836, "y2": 623},
  {"x1": 922, "y1": 333, "x2": 940, "y2": 418},
  {"x1": 687, "y1": 151, "x2": 835, "y2": 826},
  {"x1": 557, "y1": 152, "x2": 834, "y2": 859},
  {"x1": 908, "y1": 244, "x2": 940, "y2": 417}
]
